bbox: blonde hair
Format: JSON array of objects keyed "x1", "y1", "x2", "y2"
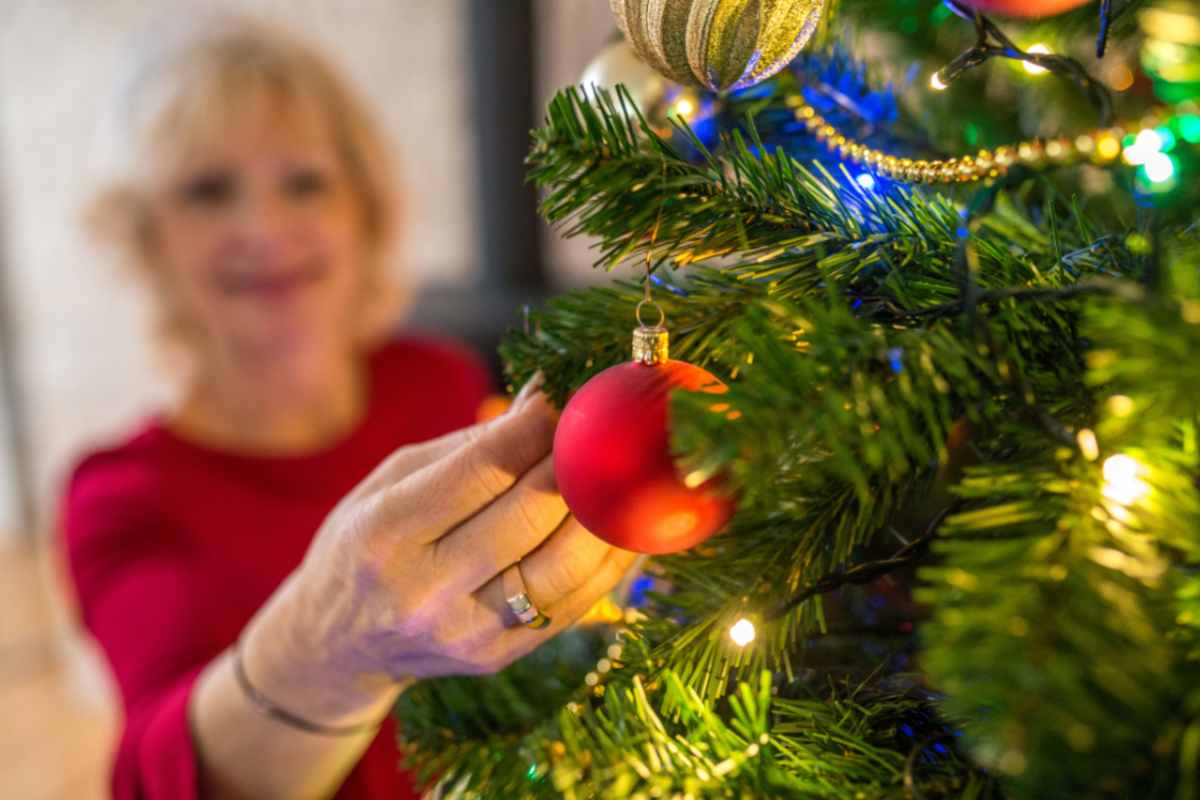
[{"x1": 88, "y1": 15, "x2": 403, "y2": 357}]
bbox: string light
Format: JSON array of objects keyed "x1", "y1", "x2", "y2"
[
  {"x1": 1123, "y1": 128, "x2": 1165, "y2": 165},
  {"x1": 1107, "y1": 395, "x2": 1135, "y2": 417},
  {"x1": 1180, "y1": 115, "x2": 1200, "y2": 144},
  {"x1": 1102, "y1": 454, "x2": 1150, "y2": 507},
  {"x1": 729, "y1": 617, "x2": 757, "y2": 647},
  {"x1": 1076, "y1": 428, "x2": 1100, "y2": 462},
  {"x1": 1142, "y1": 152, "x2": 1176, "y2": 183},
  {"x1": 1022, "y1": 44, "x2": 1052, "y2": 76},
  {"x1": 1095, "y1": 132, "x2": 1123, "y2": 162},
  {"x1": 1105, "y1": 63, "x2": 1135, "y2": 92},
  {"x1": 672, "y1": 97, "x2": 696, "y2": 118},
  {"x1": 929, "y1": 71, "x2": 948, "y2": 91}
]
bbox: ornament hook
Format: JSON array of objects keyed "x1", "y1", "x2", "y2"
[
  {"x1": 635, "y1": 298, "x2": 666, "y2": 329},
  {"x1": 634, "y1": 210, "x2": 669, "y2": 364},
  {"x1": 633, "y1": 285, "x2": 669, "y2": 366}
]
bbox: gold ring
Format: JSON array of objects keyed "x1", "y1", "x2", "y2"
[{"x1": 503, "y1": 564, "x2": 551, "y2": 630}]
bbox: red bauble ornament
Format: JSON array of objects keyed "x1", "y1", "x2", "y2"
[
  {"x1": 553, "y1": 325, "x2": 736, "y2": 555},
  {"x1": 956, "y1": 0, "x2": 1091, "y2": 17}
]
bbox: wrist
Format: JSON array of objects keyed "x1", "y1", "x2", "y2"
[{"x1": 240, "y1": 571, "x2": 405, "y2": 729}]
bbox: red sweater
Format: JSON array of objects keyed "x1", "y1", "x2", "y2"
[{"x1": 61, "y1": 337, "x2": 492, "y2": 800}]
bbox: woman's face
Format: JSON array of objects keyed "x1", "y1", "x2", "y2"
[{"x1": 146, "y1": 92, "x2": 368, "y2": 368}]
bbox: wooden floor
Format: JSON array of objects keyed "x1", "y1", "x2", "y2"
[{"x1": 0, "y1": 541, "x2": 116, "y2": 800}]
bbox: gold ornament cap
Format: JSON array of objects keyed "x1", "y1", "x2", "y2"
[{"x1": 633, "y1": 325, "x2": 670, "y2": 365}]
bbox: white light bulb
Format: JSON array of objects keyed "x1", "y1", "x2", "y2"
[
  {"x1": 1102, "y1": 454, "x2": 1149, "y2": 506},
  {"x1": 1076, "y1": 428, "x2": 1099, "y2": 462},
  {"x1": 1135, "y1": 128, "x2": 1164, "y2": 152},
  {"x1": 929, "y1": 71, "x2": 948, "y2": 91},
  {"x1": 1103, "y1": 454, "x2": 1140, "y2": 483},
  {"x1": 1143, "y1": 152, "x2": 1176, "y2": 184},
  {"x1": 1124, "y1": 128, "x2": 1165, "y2": 166},
  {"x1": 1023, "y1": 44, "x2": 1052, "y2": 76},
  {"x1": 729, "y1": 618, "x2": 756, "y2": 647}
]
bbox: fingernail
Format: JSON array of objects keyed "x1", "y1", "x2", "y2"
[
  {"x1": 516, "y1": 389, "x2": 561, "y2": 429},
  {"x1": 514, "y1": 371, "x2": 545, "y2": 408}
]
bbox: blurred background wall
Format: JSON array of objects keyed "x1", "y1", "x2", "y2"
[
  {"x1": 0, "y1": 2, "x2": 614, "y2": 797},
  {"x1": 0, "y1": 0, "x2": 614, "y2": 545},
  {"x1": 0, "y1": 363, "x2": 19, "y2": 541}
]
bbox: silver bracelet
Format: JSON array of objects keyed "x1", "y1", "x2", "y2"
[{"x1": 231, "y1": 638, "x2": 382, "y2": 737}]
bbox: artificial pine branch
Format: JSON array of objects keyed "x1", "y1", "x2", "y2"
[
  {"x1": 400, "y1": 37, "x2": 1200, "y2": 800},
  {"x1": 917, "y1": 243, "x2": 1200, "y2": 797},
  {"x1": 918, "y1": 453, "x2": 1188, "y2": 797},
  {"x1": 400, "y1": 663, "x2": 988, "y2": 799},
  {"x1": 766, "y1": 508, "x2": 948, "y2": 621}
]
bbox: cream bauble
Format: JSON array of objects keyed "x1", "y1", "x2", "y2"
[{"x1": 580, "y1": 38, "x2": 671, "y2": 115}]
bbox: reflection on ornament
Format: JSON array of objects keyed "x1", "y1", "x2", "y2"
[{"x1": 609, "y1": 0, "x2": 827, "y2": 92}]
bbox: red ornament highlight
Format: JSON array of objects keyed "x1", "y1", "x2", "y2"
[
  {"x1": 956, "y1": 0, "x2": 1092, "y2": 17},
  {"x1": 553, "y1": 359, "x2": 736, "y2": 555}
]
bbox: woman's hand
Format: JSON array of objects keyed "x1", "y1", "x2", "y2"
[
  {"x1": 192, "y1": 380, "x2": 639, "y2": 798},
  {"x1": 237, "y1": 377, "x2": 640, "y2": 728}
]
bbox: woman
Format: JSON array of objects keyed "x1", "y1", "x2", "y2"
[{"x1": 62, "y1": 17, "x2": 637, "y2": 800}]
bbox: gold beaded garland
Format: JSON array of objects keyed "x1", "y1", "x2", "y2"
[{"x1": 788, "y1": 93, "x2": 1168, "y2": 185}]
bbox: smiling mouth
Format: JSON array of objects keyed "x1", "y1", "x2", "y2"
[{"x1": 220, "y1": 262, "x2": 327, "y2": 298}]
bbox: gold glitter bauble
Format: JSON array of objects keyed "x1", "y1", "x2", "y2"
[{"x1": 609, "y1": 0, "x2": 827, "y2": 92}]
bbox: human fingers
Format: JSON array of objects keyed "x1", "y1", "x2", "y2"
[
  {"x1": 472, "y1": 515, "x2": 610, "y2": 612},
  {"x1": 377, "y1": 386, "x2": 557, "y2": 541},
  {"x1": 432, "y1": 454, "x2": 569, "y2": 590},
  {"x1": 382, "y1": 546, "x2": 639, "y2": 679},
  {"x1": 541, "y1": 546, "x2": 640, "y2": 626},
  {"x1": 477, "y1": 547, "x2": 641, "y2": 670},
  {"x1": 358, "y1": 374, "x2": 546, "y2": 495}
]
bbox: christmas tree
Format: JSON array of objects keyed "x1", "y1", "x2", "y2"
[{"x1": 396, "y1": 1, "x2": 1200, "y2": 797}]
